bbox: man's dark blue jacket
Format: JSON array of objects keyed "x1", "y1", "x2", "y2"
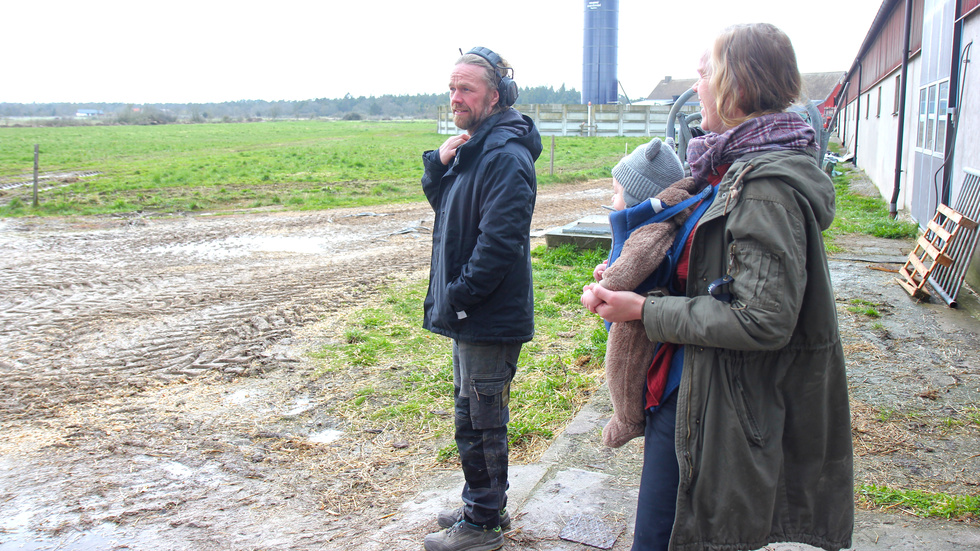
[{"x1": 420, "y1": 108, "x2": 542, "y2": 344}]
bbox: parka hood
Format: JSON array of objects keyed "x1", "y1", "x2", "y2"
[
  {"x1": 460, "y1": 108, "x2": 543, "y2": 165},
  {"x1": 728, "y1": 150, "x2": 837, "y2": 231}
]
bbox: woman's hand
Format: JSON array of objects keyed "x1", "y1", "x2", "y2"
[
  {"x1": 591, "y1": 285, "x2": 645, "y2": 323},
  {"x1": 581, "y1": 283, "x2": 645, "y2": 323}
]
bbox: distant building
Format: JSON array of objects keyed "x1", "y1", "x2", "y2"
[
  {"x1": 640, "y1": 76, "x2": 698, "y2": 106},
  {"x1": 75, "y1": 109, "x2": 104, "y2": 118},
  {"x1": 639, "y1": 72, "x2": 845, "y2": 115},
  {"x1": 800, "y1": 72, "x2": 848, "y2": 117}
]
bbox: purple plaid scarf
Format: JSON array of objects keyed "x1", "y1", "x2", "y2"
[{"x1": 686, "y1": 112, "x2": 817, "y2": 184}]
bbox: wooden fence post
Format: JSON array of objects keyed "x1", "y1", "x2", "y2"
[
  {"x1": 33, "y1": 144, "x2": 39, "y2": 207},
  {"x1": 550, "y1": 136, "x2": 555, "y2": 176}
]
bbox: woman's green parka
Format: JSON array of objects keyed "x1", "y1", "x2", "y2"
[{"x1": 641, "y1": 150, "x2": 853, "y2": 551}]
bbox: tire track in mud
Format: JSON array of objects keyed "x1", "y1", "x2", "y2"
[
  {"x1": 0, "y1": 183, "x2": 625, "y2": 550},
  {"x1": 0, "y1": 185, "x2": 602, "y2": 421},
  {"x1": 0, "y1": 170, "x2": 101, "y2": 193},
  {"x1": 5, "y1": 181, "x2": 980, "y2": 550},
  {"x1": 0, "y1": 207, "x2": 433, "y2": 419}
]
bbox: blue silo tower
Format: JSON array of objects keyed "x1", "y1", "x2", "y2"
[{"x1": 582, "y1": 0, "x2": 619, "y2": 105}]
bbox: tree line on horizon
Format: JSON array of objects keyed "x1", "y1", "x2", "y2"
[{"x1": 0, "y1": 85, "x2": 582, "y2": 125}]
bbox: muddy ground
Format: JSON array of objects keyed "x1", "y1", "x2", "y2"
[{"x1": 1, "y1": 177, "x2": 978, "y2": 551}]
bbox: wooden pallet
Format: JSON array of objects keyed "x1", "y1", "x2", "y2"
[{"x1": 896, "y1": 203, "x2": 978, "y2": 300}]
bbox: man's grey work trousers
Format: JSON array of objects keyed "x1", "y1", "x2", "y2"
[{"x1": 452, "y1": 339, "x2": 521, "y2": 529}]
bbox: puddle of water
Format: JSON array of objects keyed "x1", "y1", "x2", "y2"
[
  {"x1": 309, "y1": 429, "x2": 343, "y2": 444},
  {"x1": 252, "y1": 236, "x2": 330, "y2": 254},
  {"x1": 226, "y1": 388, "x2": 258, "y2": 405},
  {"x1": 148, "y1": 234, "x2": 334, "y2": 260},
  {"x1": 0, "y1": 505, "x2": 33, "y2": 534},
  {"x1": 162, "y1": 461, "x2": 193, "y2": 479},
  {"x1": 223, "y1": 387, "x2": 274, "y2": 415},
  {"x1": 284, "y1": 396, "x2": 313, "y2": 417},
  {"x1": 0, "y1": 523, "x2": 132, "y2": 551}
]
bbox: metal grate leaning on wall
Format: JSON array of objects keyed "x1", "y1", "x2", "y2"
[{"x1": 928, "y1": 167, "x2": 980, "y2": 307}]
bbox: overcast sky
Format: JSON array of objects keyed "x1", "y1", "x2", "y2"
[{"x1": 3, "y1": 0, "x2": 883, "y2": 105}]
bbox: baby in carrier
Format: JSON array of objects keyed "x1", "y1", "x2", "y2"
[{"x1": 583, "y1": 138, "x2": 711, "y2": 447}]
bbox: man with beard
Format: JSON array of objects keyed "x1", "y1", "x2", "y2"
[{"x1": 420, "y1": 47, "x2": 542, "y2": 551}]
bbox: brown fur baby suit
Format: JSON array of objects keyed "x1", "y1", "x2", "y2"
[{"x1": 599, "y1": 177, "x2": 702, "y2": 448}]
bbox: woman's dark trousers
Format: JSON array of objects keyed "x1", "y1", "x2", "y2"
[{"x1": 632, "y1": 390, "x2": 680, "y2": 551}]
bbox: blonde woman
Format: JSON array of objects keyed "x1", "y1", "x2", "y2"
[{"x1": 583, "y1": 23, "x2": 853, "y2": 551}]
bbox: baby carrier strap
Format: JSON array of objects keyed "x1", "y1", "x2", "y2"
[
  {"x1": 661, "y1": 185, "x2": 715, "y2": 288},
  {"x1": 606, "y1": 184, "x2": 716, "y2": 296}
]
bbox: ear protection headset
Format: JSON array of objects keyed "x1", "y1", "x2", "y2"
[{"x1": 464, "y1": 46, "x2": 519, "y2": 108}]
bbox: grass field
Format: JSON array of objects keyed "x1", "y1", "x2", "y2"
[
  {"x1": 0, "y1": 120, "x2": 641, "y2": 217},
  {"x1": 312, "y1": 244, "x2": 610, "y2": 462}
]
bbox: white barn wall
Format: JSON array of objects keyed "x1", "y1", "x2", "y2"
[
  {"x1": 854, "y1": 83, "x2": 894, "y2": 201},
  {"x1": 838, "y1": 100, "x2": 857, "y2": 157},
  {"x1": 901, "y1": 58, "x2": 922, "y2": 214},
  {"x1": 833, "y1": 0, "x2": 980, "y2": 294},
  {"x1": 950, "y1": 14, "x2": 980, "y2": 199},
  {"x1": 950, "y1": 12, "x2": 980, "y2": 289},
  {"x1": 837, "y1": 57, "x2": 921, "y2": 212}
]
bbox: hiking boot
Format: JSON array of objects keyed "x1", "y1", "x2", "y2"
[
  {"x1": 437, "y1": 506, "x2": 511, "y2": 529},
  {"x1": 424, "y1": 520, "x2": 503, "y2": 551}
]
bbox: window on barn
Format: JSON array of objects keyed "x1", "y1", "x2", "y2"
[
  {"x1": 917, "y1": 87, "x2": 926, "y2": 148},
  {"x1": 926, "y1": 84, "x2": 936, "y2": 151},
  {"x1": 936, "y1": 80, "x2": 949, "y2": 153}
]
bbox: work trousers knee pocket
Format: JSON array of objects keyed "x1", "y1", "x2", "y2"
[{"x1": 469, "y1": 377, "x2": 511, "y2": 430}]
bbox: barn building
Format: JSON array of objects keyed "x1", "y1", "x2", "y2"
[{"x1": 833, "y1": 0, "x2": 980, "y2": 303}]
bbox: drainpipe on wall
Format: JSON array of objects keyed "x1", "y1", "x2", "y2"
[
  {"x1": 890, "y1": 0, "x2": 914, "y2": 219},
  {"x1": 940, "y1": 25, "x2": 973, "y2": 206},
  {"x1": 853, "y1": 62, "x2": 863, "y2": 166}
]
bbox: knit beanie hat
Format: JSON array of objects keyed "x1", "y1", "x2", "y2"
[{"x1": 611, "y1": 138, "x2": 685, "y2": 207}]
